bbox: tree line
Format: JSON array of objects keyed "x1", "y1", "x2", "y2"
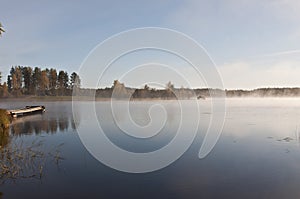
[
  {"x1": 90, "y1": 81, "x2": 300, "y2": 99},
  {"x1": 1, "y1": 67, "x2": 300, "y2": 99},
  {"x1": 0, "y1": 66, "x2": 81, "y2": 97},
  {"x1": 79, "y1": 80, "x2": 200, "y2": 99}
]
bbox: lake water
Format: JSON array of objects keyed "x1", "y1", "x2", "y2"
[{"x1": 1, "y1": 98, "x2": 300, "y2": 198}]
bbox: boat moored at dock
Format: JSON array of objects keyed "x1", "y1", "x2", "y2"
[{"x1": 8, "y1": 106, "x2": 46, "y2": 118}]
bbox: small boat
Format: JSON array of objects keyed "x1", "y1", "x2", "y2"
[{"x1": 8, "y1": 106, "x2": 46, "y2": 118}]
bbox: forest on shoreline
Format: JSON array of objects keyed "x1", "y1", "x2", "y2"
[
  {"x1": 0, "y1": 66, "x2": 80, "y2": 97},
  {"x1": 1, "y1": 66, "x2": 300, "y2": 99}
]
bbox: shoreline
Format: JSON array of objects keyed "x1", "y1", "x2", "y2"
[{"x1": 1, "y1": 96, "x2": 300, "y2": 102}]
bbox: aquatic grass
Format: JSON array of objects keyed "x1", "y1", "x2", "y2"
[{"x1": 0, "y1": 135, "x2": 65, "y2": 184}]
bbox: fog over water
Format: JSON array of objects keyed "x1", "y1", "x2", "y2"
[{"x1": 1, "y1": 98, "x2": 300, "y2": 198}]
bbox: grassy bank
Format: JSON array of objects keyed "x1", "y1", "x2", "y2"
[{"x1": 0, "y1": 109, "x2": 10, "y2": 130}]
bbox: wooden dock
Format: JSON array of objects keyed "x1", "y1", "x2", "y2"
[{"x1": 8, "y1": 106, "x2": 45, "y2": 118}]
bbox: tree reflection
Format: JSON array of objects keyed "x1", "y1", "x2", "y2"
[
  {"x1": 0, "y1": 106, "x2": 78, "y2": 184},
  {"x1": 10, "y1": 112, "x2": 79, "y2": 136},
  {"x1": 58, "y1": 117, "x2": 69, "y2": 132}
]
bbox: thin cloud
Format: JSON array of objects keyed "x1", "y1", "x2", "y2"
[{"x1": 262, "y1": 50, "x2": 300, "y2": 57}]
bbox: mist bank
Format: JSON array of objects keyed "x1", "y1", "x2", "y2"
[
  {"x1": 4, "y1": 87, "x2": 300, "y2": 100},
  {"x1": 224, "y1": 87, "x2": 300, "y2": 97},
  {"x1": 75, "y1": 87, "x2": 300, "y2": 99}
]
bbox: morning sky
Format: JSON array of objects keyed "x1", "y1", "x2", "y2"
[{"x1": 0, "y1": 0, "x2": 300, "y2": 89}]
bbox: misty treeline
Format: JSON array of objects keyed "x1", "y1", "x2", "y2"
[
  {"x1": 79, "y1": 80, "x2": 223, "y2": 99},
  {"x1": 0, "y1": 66, "x2": 81, "y2": 97},
  {"x1": 84, "y1": 81, "x2": 300, "y2": 99}
]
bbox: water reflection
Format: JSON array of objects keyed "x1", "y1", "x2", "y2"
[
  {"x1": 0, "y1": 102, "x2": 80, "y2": 151},
  {"x1": 0, "y1": 103, "x2": 75, "y2": 185},
  {"x1": 10, "y1": 112, "x2": 78, "y2": 136},
  {"x1": 3, "y1": 100, "x2": 300, "y2": 198}
]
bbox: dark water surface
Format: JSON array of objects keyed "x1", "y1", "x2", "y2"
[{"x1": 1, "y1": 99, "x2": 300, "y2": 199}]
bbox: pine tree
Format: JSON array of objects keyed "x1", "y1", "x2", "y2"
[
  {"x1": 32, "y1": 67, "x2": 42, "y2": 95},
  {"x1": 70, "y1": 72, "x2": 81, "y2": 89},
  {"x1": 58, "y1": 71, "x2": 69, "y2": 95},
  {"x1": 22, "y1": 66, "x2": 33, "y2": 94},
  {"x1": 40, "y1": 70, "x2": 49, "y2": 95},
  {"x1": 49, "y1": 68, "x2": 57, "y2": 95}
]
